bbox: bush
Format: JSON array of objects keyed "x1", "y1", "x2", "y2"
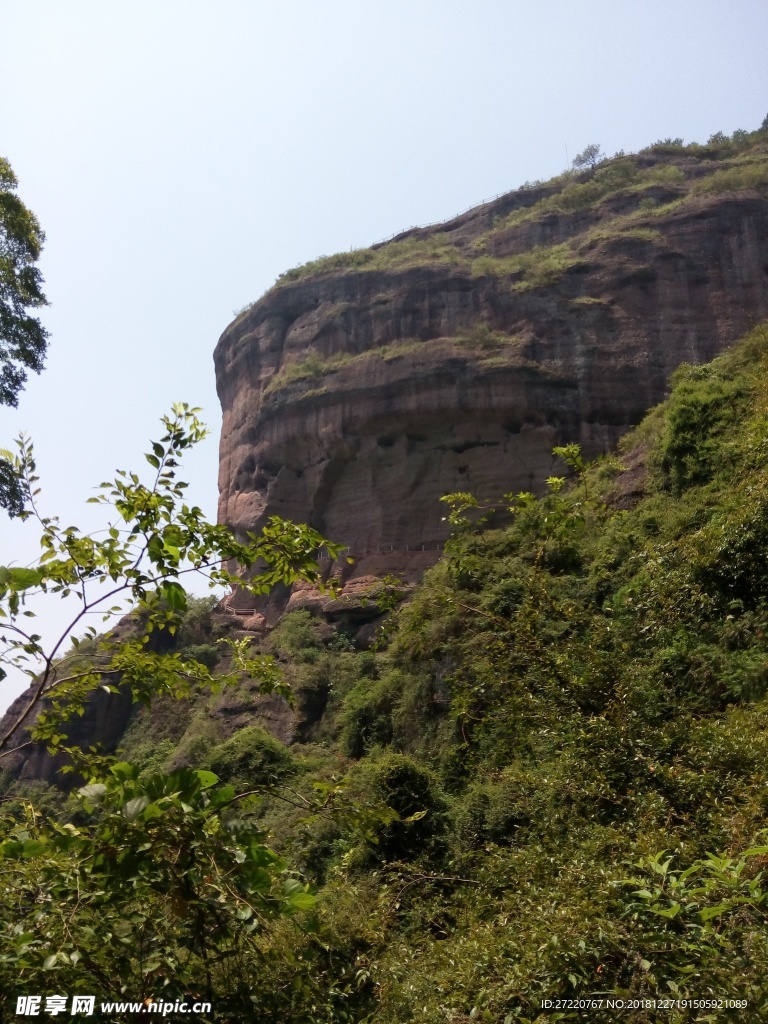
[
  {"x1": 130, "y1": 738, "x2": 176, "y2": 778},
  {"x1": 455, "y1": 774, "x2": 536, "y2": 848},
  {"x1": 591, "y1": 158, "x2": 637, "y2": 188},
  {"x1": 695, "y1": 161, "x2": 768, "y2": 195},
  {"x1": 688, "y1": 495, "x2": 768, "y2": 608},
  {"x1": 180, "y1": 642, "x2": 220, "y2": 668},
  {"x1": 356, "y1": 752, "x2": 446, "y2": 861},
  {"x1": 339, "y1": 673, "x2": 400, "y2": 757},
  {"x1": 268, "y1": 609, "x2": 324, "y2": 663},
  {"x1": 655, "y1": 362, "x2": 748, "y2": 492},
  {"x1": 176, "y1": 595, "x2": 220, "y2": 646},
  {"x1": 207, "y1": 725, "x2": 296, "y2": 790}
]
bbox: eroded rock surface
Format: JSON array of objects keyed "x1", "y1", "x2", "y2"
[{"x1": 216, "y1": 153, "x2": 768, "y2": 613}]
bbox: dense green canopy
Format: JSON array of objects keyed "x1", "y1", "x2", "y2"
[
  {"x1": 0, "y1": 157, "x2": 47, "y2": 408},
  {"x1": 0, "y1": 157, "x2": 48, "y2": 515}
]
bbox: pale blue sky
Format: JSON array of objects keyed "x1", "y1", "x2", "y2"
[{"x1": 1, "y1": 0, "x2": 766, "y2": 708}]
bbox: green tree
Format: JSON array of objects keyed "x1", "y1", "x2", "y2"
[
  {"x1": 571, "y1": 142, "x2": 604, "y2": 170},
  {"x1": 0, "y1": 764, "x2": 317, "y2": 1011},
  {"x1": 0, "y1": 157, "x2": 48, "y2": 516},
  {"x1": 0, "y1": 407, "x2": 339, "y2": 1010},
  {"x1": 0, "y1": 454, "x2": 24, "y2": 517},
  {"x1": 0, "y1": 404, "x2": 340, "y2": 756}
]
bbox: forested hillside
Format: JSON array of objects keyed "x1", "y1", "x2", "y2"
[{"x1": 5, "y1": 325, "x2": 768, "y2": 1021}]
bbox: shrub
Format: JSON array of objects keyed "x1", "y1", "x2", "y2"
[
  {"x1": 339, "y1": 673, "x2": 400, "y2": 757},
  {"x1": 176, "y1": 595, "x2": 220, "y2": 645},
  {"x1": 207, "y1": 725, "x2": 296, "y2": 790},
  {"x1": 268, "y1": 609, "x2": 325, "y2": 662},
  {"x1": 655, "y1": 362, "x2": 749, "y2": 492},
  {"x1": 357, "y1": 751, "x2": 446, "y2": 861},
  {"x1": 695, "y1": 161, "x2": 768, "y2": 195},
  {"x1": 131, "y1": 738, "x2": 176, "y2": 778},
  {"x1": 688, "y1": 496, "x2": 768, "y2": 609},
  {"x1": 180, "y1": 642, "x2": 220, "y2": 668},
  {"x1": 277, "y1": 247, "x2": 376, "y2": 284},
  {"x1": 455, "y1": 775, "x2": 536, "y2": 848},
  {"x1": 592, "y1": 158, "x2": 638, "y2": 188}
]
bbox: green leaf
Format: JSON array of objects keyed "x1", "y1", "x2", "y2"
[
  {"x1": 6, "y1": 567, "x2": 41, "y2": 589},
  {"x1": 78, "y1": 783, "x2": 107, "y2": 802},
  {"x1": 403, "y1": 809, "x2": 428, "y2": 823},
  {"x1": 286, "y1": 891, "x2": 316, "y2": 912},
  {"x1": 161, "y1": 580, "x2": 187, "y2": 610},
  {"x1": 210, "y1": 783, "x2": 236, "y2": 806},
  {"x1": 195, "y1": 770, "x2": 219, "y2": 789},
  {"x1": 653, "y1": 902, "x2": 682, "y2": 919},
  {"x1": 698, "y1": 903, "x2": 731, "y2": 921},
  {"x1": 21, "y1": 840, "x2": 46, "y2": 858},
  {"x1": 122, "y1": 796, "x2": 150, "y2": 821}
]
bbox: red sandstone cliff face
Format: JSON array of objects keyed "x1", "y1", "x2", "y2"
[
  {"x1": 6, "y1": 145, "x2": 768, "y2": 781},
  {"x1": 215, "y1": 148, "x2": 768, "y2": 614}
]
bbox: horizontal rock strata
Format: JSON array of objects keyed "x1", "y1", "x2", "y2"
[{"x1": 216, "y1": 152, "x2": 768, "y2": 617}]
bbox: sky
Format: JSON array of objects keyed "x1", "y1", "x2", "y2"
[{"x1": 0, "y1": 0, "x2": 766, "y2": 710}]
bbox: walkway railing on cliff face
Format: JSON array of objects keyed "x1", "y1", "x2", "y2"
[{"x1": 335, "y1": 542, "x2": 446, "y2": 556}]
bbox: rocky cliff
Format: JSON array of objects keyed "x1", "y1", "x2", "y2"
[
  {"x1": 215, "y1": 140, "x2": 768, "y2": 616},
  {"x1": 5, "y1": 136, "x2": 768, "y2": 786}
]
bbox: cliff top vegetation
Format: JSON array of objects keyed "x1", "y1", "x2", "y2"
[{"x1": 265, "y1": 123, "x2": 768, "y2": 295}]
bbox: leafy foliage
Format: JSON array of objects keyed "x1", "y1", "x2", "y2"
[
  {"x1": 240, "y1": 322, "x2": 768, "y2": 1022},
  {"x1": 0, "y1": 404, "x2": 342, "y2": 764},
  {"x1": 0, "y1": 449, "x2": 24, "y2": 517},
  {"x1": 0, "y1": 158, "x2": 49, "y2": 517},
  {"x1": 64, "y1": 322, "x2": 767, "y2": 1021},
  {"x1": 207, "y1": 725, "x2": 297, "y2": 790},
  {"x1": 0, "y1": 764, "x2": 315, "y2": 1010},
  {"x1": 571, "y1": 142, "x2": 604, "y2": 170},
  {"x1": 0, "y1": 158, "x2": 48, "y2": 409},
  {"x1": 0, "y1": 409, "x2": 343, "y2": 1017},
  {"x1": 6, "y1": 327, "x2": 768, "y2": 1018}
]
